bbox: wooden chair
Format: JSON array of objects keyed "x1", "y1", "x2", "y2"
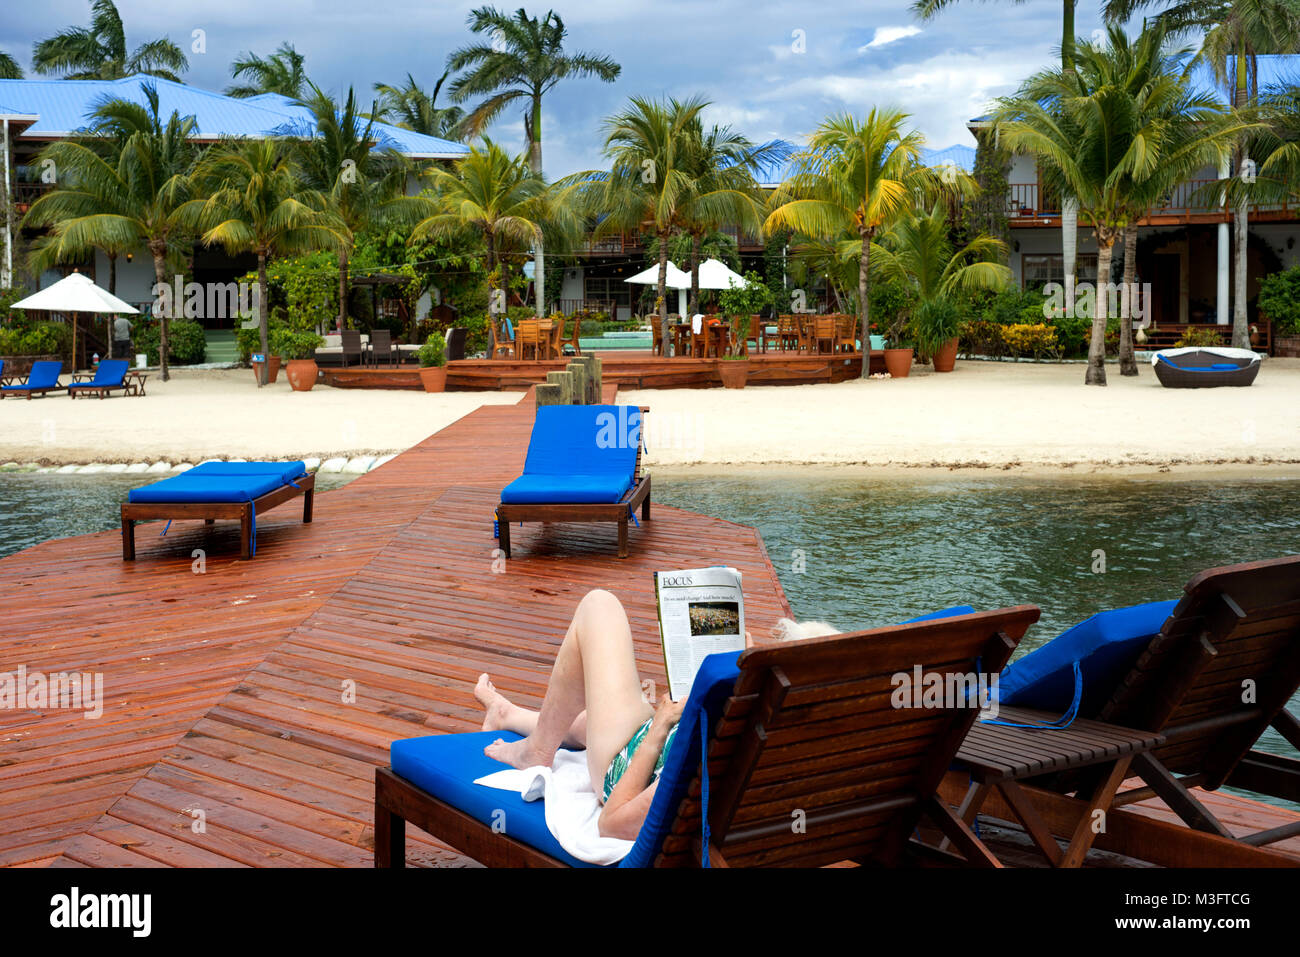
[
  {"x1": 835, "y1": 315, "x2": 859, "y2": 352},
  {"x1": 368, "y1": 328, "x2": 397, "y2": 366},
  {"x1": 489, "y1": 319, "x2": 513, "y2": 358},
  {"x1": 651, "y1": 322, "x2": 664, "y2": 357},
  {"x1": 496, "y1": 405, "x2": 651, "y2": 560},
  {"x1": 374, "y1": 605, "x2": 1040, "y2": 867},
  {"x1": 339, "y1": 329, "x2": 364, "y2": 368},
  {"x1": 810, "y1": 317, "x2": 839, "y2": 354},
  {"x1": 514, "y1": 319, "x2": 545, "y2": 361},
  {"x1": 776, "y1": 315, "x2": 801, "y2": 352}
]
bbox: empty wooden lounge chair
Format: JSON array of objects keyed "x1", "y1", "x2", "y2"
[
  {"x1": 374, "y1": 604, "x2": 1040, "y2": 867},
  {"x1": 1, "y1": 360, "x2": 63, "y2": 400},
  {"x1": 121, "y1": 461, "x2": 315, "y2": 561},
  {"x1": 986, "y1": 556, "x2": 1300, "y2": 852},
  {"x1": 68, "y1": 359, "x2": 131, "y2": 399},
  {"x1": 496, "y1": 404, "x2": 650, "y2": 559}
]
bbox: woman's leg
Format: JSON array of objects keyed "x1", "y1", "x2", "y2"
[
  {"x1": 475, "y1": 674, "x2": 587, "y2": 748},
  {"x1": 484, "y1": 589, "x2": 653, "y2": 789}
]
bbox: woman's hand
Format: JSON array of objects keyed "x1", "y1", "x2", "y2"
[{"x1": 651, "y1": 692, "x2": 686, "y2": 733}]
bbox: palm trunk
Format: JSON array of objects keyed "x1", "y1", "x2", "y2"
[
  {"x1": 535, "y1": 238, "x2": 545, "y2": 316},
  {"x1": 529, "y1": 101, "x2": 545, "y2": 319},
  {"x1": 689, "y1": 232, "x2": 702, "y2": 315},
  {"x1": 1231, "y1": 49, "x2": 1251, "y2": 350},
  {"x1": 1119, "y1": 223, "x2": 1138, "y2": 376},
  {"x1": 858, "y1": 227, "x2": 872, "y2": 379},
  {"x1": 257, "y1": 251, "x2": 270, "y2": 387},
  {"x1": 152, "y1": 245, "x2": 170, "y2": 382},
  {"x1": 1061, "y1": 0, "x2": 1076, "y2": 73},
  {"x1": 1086, "y1": 234, "x2": 1113, "y2": 386},
  {"x1": 657, "y1": 230, "x2": 671, "y2": 356},
  {"x1": 1062, "y1": 200, "x2": 1078, "y2": 318},
  {"x1": 337, "y1": 247, "x2": 349, "y2": 332},
  {"x1": 108, "y1": 252, "x2": 117, "y2": 295}
]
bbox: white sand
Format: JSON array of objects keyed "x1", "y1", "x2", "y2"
[
  {"x1": 0, "y1": 368, "x2": 519, "y2": 465},
  {"x1": 623, "y1": 357, "x2": 1300, "y2": 475},
  {"x1": 3, "y1": 359, "x2": 1299, "y2": 472}
]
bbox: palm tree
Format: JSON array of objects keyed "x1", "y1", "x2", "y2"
[
  {"x1": 184, "y1": 140, "x2": 337, "y2": 385},
  {"x1": 225, "y1": 42, "x2": 308, "y2": 99},
  {"x1": 373, "y1": 72, "x2": 466, "y2": 140},
  {"x1": 995, "y1": 26, "x2": 1247, "y2": 384},
  {"x1": 289, "y1": 84, "x2": 408, "y2": 330},
  {"x1": 679, "y1": 124, "x2": 783, "y2": 315},
  {"x1": 589, "y1": 95, "x2": 709, "y2": 353},
  {"x1": 765, "y1": 110, "x2": 943, "y2": 377},
  {"x1": 872, "y1": 202, "x2": 1011, "y2": 303},
  {"x1": 1105, "y1": 0, "x2": 1300, "y2": 347},
  {"x1": 23, "y1": 85, "x2": 196, "y2": 378},
  {"x1": 0, "y1": 51, "x2": 23, "y2": 79},
  {"x1": 32, "y1": 0, "x2": 187, "y2": 82},
  {"x1": 914, "y1": 0, "x2": 1085, "y2": 315},
  {"x1": 407, "y1": 140, "x2": 549, "y2": 335},
  {"x1": 448, "y1": 6, "x2": 621, "y2": 314}
]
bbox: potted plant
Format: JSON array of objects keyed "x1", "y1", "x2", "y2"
[
  {"x1": 416, "y1": 333, "x2": 448, "y2": 392},
  {"x1": 715, "y1": 270, "x2": 773, "y2": 389},
  {"x1": 272, "y1": 329, "x2": 324, "y2": 392},
  {"x1": 882, "y1": 311, "x2": 915, "y2": 378},
  {"x1": 915, "y1": 298, "x2": 963, "y2": 373}
]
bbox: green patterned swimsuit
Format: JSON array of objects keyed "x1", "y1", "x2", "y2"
[{"x1": 601, "y1": 719, "x2": 679, "y2": 802}]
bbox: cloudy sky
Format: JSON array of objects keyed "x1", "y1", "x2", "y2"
[{"x1": 2, "y1": 0, "x2": 1112, "y2": 174}]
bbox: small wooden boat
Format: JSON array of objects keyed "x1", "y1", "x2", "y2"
[{"x1": 1152, "y1": 347, "x2": 1261, "y2": 388}]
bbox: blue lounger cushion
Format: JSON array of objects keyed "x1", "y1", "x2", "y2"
[
  {"x1": 69, "y1": 359, "x2": 129, "y2": 389},
  {"x1": 391, "y1": 730, "x2": 602, "y2": 868},
  {"x1": 2, "y1": 360, "x2": 62, "y2": 391},
  {"x1": 128, "y1": 461, "x2": 307, "y2": 504},
  {"x1": 997, "y1": 599, "x2": 1177, "y2": 717},
  {"x1": 500, "y1": 405, "x2": 641, "y2": 505}
]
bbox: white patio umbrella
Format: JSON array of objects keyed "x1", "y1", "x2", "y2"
[
  {"x1": 694, "y1": 258, "x2": 750, "y2": 291},
  {"x1": 624, "y1": 260, "x2": 691, "y2": 317},
  {"x1": 12, "y1": 272, "x2": 139, "y2": 369}
]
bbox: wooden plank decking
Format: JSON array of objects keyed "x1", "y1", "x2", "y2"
[{"x1": 1, "y1": 390, "x2": 1297, "y2": 867}]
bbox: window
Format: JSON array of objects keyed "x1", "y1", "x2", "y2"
[
  {"x1": 583, "y1": 276, "x2": 631, "y2": 307},
  {"x1": 1022, "y1": 254, "x2": 1097, "y2": 291}
]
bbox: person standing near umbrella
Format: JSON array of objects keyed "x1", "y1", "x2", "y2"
[{"x1": 111, "y1": 313, "x2": 134, "y2": 360}]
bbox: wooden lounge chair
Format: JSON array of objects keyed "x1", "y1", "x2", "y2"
[
  {"x1": 489, "y1": 317, "x2": 514, "y2": 358},
  {"x1": 982, "y1": 556, "x2": 1300, "y2": 853},
  {"x1": 374, "y1": 604, "x2": 1040, "y2": 867},
  {"x1": 0, "y1": 360, "x2": 63, "y2": 400},
  {"x1": 121, "y1": 461, "x2": 314, "y2": 561},
  {"x1": 68, "y1": 359, "x2": 131, "y2": 399},
  {"x1": 496, "y1": 404, "x2": 650, "y2": 559}
]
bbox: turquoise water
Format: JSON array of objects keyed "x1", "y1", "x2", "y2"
[{"x1": 0, "y1": 471, "x2": 356, "y2": 559}]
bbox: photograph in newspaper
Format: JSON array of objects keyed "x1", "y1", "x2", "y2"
[{"x1": 654, "y1": 567, "x2": 746, "y2": 700}]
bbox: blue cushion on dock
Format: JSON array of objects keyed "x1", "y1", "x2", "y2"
[
  {"x1": 391, "y1": 730, "x2": 602, "y2": 868},
  {"x1": 128, "y1": 461, "x2": 306, "y2": 504},
  {"x1": 500, "y1": 406, "x2": 641, "y2": 505},
  {"x1": 997, "y1": 599, "x2": 1177, "y2": 716}
]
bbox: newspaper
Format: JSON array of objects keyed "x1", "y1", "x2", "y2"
[{"x1": 654, "y1": 566, "x2": 746, "y2": 701}]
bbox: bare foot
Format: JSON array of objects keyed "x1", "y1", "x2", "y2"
[
  {"x1": 474, "y1": 673, "x2": 517, "y2": 733},
  {"x1": 484, "y1": 735, "x2": 553, "y2": 770}
]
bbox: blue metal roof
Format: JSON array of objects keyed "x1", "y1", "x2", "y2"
[
  {"x1": 0, "y1": 77, "x2": 468, "y2": 158},
  {"x1": 756, "y1": 142, "x2": 976, "y2": 187}
]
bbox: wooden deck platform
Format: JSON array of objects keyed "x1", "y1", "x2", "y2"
[
  {"x1": 0, "y1": 391, "x2": 1296, "y2": 867},
  {"x1": 322, "y1": 350, "x2": 884, "y2": 391}
]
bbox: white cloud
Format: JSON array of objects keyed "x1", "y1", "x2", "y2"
[{"x1": 859, "y1": 26, "x2": 923, "y2": 51}]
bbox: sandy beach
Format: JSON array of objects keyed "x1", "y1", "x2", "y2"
[{"x1": 2, "y1": 359, "x2": 1299, "y2": 472}]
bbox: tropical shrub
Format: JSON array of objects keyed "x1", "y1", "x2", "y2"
[
  {"x1": 1175, "y1": 326, "x2": 1226, "y2": 348},
  {"x1": 135, "y1": 318, "x2": 207, "y2": 365},
  {"x1": 1002, "y1": 323, "x2": 1060, "y2": 359},
  {"x1": 914, "y1": 298, "x2": 963, "y2": 358},
  {"x1": 959, "y1": 318, "x2": 1006, "y2": 358},
  {"x1": 0, "y1": 286, "x2": 28, "y2": 323},
  {"x1": 1257, "y1": 267, "x2": 1300, "y2": 335},
  {"x1": 0, "y1": 320, "x2": 70, "y2": 357},
  {"x1": 417, "y1": 333, "x2": 447, "y2": 368},
  {"x1": 269, "y1": 327, "x2": 324, "y2": 360},
  {"x1": 237, "y1": 311, "x2": 290, "y2": 363}
]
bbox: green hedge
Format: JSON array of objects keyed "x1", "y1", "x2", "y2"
[
  {"x1": 0, "y1": 320, "x2": 70, "y2": 357},
  {"x1": 1258, "y1": 267, "x2": 1300, "y2": 336},
  {"x1": 134, "y1": 318, "x2": 207, "y2": 366}
]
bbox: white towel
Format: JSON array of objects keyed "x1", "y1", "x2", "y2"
[
  {"x1": 692, "y1": 314, "x2": 703, "y2": 335},
  {"x1": 474, "y1": 748, "x2": 634, "y2": 865}
]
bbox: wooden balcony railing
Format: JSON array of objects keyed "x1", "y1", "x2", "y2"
[{"x1": 1007, "y1": 179, "x2": 1297, "y2": 223}]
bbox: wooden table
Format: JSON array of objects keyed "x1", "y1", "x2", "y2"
[
  {"x1": 125, "y1": 370, "x2": 148, "y2": 396},
  {"x1": 952, "y1": 706, "x2": 1166, "y2": 867}
]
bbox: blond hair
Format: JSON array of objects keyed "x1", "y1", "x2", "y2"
[{"x1": 770, "y1": 618, "x2": 839, "y2": 641}]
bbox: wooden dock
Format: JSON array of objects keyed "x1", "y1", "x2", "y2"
[
  {"x1": 322, "y1": 350, "x2": 884, "y2": 391},
  {"x1": 0, "y1": 390, "x2": 1296, "y2": 867}
]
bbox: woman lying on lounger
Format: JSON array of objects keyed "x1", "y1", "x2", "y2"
[{"x1": 474, "y1": 588, "x2": 835, "y2": 840}]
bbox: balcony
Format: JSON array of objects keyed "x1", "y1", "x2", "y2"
[{"x1": 1006, "y1": 179, "x2": 1298, "y2": 227}]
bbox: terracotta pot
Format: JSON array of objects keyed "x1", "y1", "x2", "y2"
[
  {"x1": 883, "y1": 348, "x2": 913, "y2": 378},
  {"x1": 251, "y1": 354, "x2": 282, "y2": 384},
  {"x1": 284, "y1": 359, "x2": 318, "y2": 392},
  {"x1": 418, "y1": 366, "x2": 448, "y2": 393},
  {"x1": 717, "y1": 359, "x2": 749, "y2": 389},
  {"x1": 931, "y1": 337, "x2": 960, "y2": 373}
]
